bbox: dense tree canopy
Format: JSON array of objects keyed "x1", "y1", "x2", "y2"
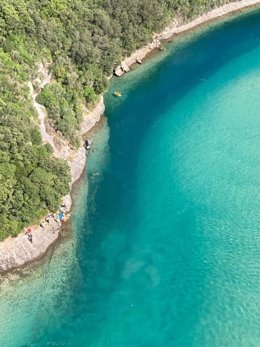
[
  {"x1": 0, "y1": 0, "x2": 232, "y2": 239},
  {"x1": 0, "y1": 48, "x2": 70, "y2": 239}
]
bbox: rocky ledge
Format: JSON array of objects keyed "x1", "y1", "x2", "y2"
[{"x1": 0, "y1": 64, "x2": 105, "y2": 273}]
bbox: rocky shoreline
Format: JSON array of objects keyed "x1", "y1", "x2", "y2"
[
  {"x1": 1, "y1": 0, "x2": 260, "y2": 274},
  {"x1": 0, "y1": 65, "x2": 105, "y2": 273},
  {"x1": 114, "y1": 0, "x2": 260, "y2": 76}
]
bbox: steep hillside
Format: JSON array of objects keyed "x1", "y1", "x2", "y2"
[{"x1": 0, "y1": 0, "x2": 233, "y2": 239}]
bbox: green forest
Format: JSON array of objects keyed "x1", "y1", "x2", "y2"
[{"x1": 0, "y1": 0, "x2": 232, "y2": 240}]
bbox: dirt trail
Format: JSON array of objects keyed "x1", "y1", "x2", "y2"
[
  {"x1": 28, "y1": 64, "x2": 59, "y2": 155},
  {"x1": 0, "y1": 63, "x2": 104, "y2": 273}
]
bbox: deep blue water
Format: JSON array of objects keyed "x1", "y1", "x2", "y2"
[{"x1": 1, "y1": 7, "x2": 260, "y2": 347}]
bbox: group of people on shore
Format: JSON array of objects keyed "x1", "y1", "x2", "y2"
[{"x1": 25, "y1": 204, "x2": 68, "y2": 243}]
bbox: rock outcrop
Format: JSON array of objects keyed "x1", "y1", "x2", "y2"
[{"x1": 114, "y1": 62, "x2": 131, "y2": 76}]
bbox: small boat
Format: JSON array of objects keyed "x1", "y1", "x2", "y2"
[
  {"x1": 113, "y1": 91, "x2": 122, "y2": 97},
  {"x1": 136, "y1": 57, "x2": 142, "y2": 64}
]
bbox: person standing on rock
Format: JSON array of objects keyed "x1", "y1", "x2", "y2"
[
  {"x1": 28, "y1": 233, "x2": 33, "y2": 243},
  {"x1": 25, "y1": 228, "x2": 33, "y2": 243}
]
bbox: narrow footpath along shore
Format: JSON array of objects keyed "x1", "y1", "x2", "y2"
[
  {"x1": 0, "y1": 64, "x2": 105, "y2": 273},
  {"x1": 115, "y1": 0, "x2": 260, "y2": 76},
  {"x1": 1, "y1": 0, "x2": 260, "y2": 274}
]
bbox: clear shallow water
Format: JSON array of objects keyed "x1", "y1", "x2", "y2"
[{"x1": 1, "y1": 8, "x2": 260, "y2": 347}]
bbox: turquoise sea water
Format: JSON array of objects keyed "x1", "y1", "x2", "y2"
[{"x1": 1, "y1": 8, "x2": 260, "y2": 347}]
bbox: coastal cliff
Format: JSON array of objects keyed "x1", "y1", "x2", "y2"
[
  {"x1": 1, "y1": 0, "x2": 260, "y2": 273},
  {"x1": 0, "y1": 65, "x2": 105, "y2": 273}
]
